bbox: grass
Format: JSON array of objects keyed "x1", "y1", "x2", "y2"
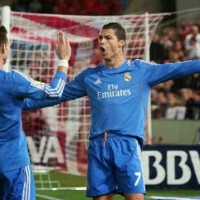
[{"x1": 35, "y1": 170, "x2": 200, "y2": 200}]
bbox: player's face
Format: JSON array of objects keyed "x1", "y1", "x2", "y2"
[{"x1": 98, "y1": 29, "x2": 124, "y2": 61}]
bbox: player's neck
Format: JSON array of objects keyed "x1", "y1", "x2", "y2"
[
  {"x1": 104, "y1": 55, "x2": 125, "y2": 68},
  {"x1": 0, "y1": 59, "x2": 4, "y2": 70}
]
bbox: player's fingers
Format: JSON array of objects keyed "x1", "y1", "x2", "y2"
[
  {"x1": 56, "y1": 31, "x2": 64, "y2": 46},
  {"x1": 55, "y1": 31, "x2": 71, "y2": 58},
  {"x1": 60, "y1": 31, "x2": 66, "y2": 45},
  {"x1": 65, "y1": 37, "x2": 71, "y2": 49},
  {"x1": 55, "y1": 32, "x2": 60, "y2": 50}
]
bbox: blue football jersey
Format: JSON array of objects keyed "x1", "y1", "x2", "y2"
[
  {"x1": 0, "y1": 69, "x2": 66, "y2": 172},
  {"x1": 23, "y1": 59, "x2": 200, "y2": 145}
]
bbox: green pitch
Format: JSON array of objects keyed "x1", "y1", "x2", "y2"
[{"x1": 35, "y1": 170, "x2": 200, "y2": 200}]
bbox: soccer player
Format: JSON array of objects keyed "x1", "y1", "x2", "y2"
[
  {"x1": 0, "y1": 25, "x2": 71, "y2": 200},
  {"x1": 23, "y1": 22, "x2": 200, "y2": 200}
]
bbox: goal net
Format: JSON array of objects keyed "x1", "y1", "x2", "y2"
[{"x1": 0, "y1": 6, "x2": 167, "y2": 177}]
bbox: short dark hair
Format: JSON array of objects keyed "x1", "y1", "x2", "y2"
[
  {"x1": 102, "y1": 22, "x2": 126, "y2": 41},
  {"x1": 0, "y1": 26, "x2": 8, "y2": 45}
]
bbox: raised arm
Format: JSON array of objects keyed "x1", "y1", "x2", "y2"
[
  {"x1": 54, "y1": 31, "x2": 71, "y2": 76},
  {"x1": 12, "y1": 31, "x2": 71, "y2": 99}
]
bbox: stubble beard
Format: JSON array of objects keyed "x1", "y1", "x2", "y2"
[
  {"x1": 104, "y1": 57, "x2": 112, "y2": 63},
  {"x1": 3, "y1": 57, "x2": 7, "y2": 65}
]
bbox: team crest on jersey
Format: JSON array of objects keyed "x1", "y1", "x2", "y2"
[
  {"x1": 124, "y1": 72, "x2": 131, "y2": 81},
  {"x1": 31, "y1": 80, "x2": 45, "y2": 89}
]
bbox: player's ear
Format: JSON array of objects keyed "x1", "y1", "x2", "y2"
[
  {"x1": 0, "y1": 43, "x2": 3, "y2": 53},
  {"x1": 119, "y1": 39, "x2": 125, "y2": 49},
  {"x1": 1, "y1": 43, "x2": 6, "y2": 53}
]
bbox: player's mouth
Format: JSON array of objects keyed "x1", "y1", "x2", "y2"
[{"x1": 99, "y1": 47, "x2": 105, "y2": 53}]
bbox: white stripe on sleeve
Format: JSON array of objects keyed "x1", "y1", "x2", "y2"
[{"x1": 44, "y1": 78, "x2": 65, "y2": 97}]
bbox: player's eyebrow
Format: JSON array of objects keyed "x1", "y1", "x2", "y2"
[{"x1": 99, "y1": 34, "x2": 113, "y2": 39}]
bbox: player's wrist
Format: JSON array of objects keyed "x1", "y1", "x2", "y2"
[{"x1": 57, "y1": 59, "x2": 69, "y2": 69}]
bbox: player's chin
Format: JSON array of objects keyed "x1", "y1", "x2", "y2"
[
  {"x1": 103, "y1": 55, "x2": 111, "y2": 61},
  {"x1": 101, "y1": 53, "x2": 108, "y2": 59}
]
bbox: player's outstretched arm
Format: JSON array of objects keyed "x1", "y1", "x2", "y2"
[
  {"x1": 136, "y1": 59, "x2": 200, "y2": 87},
  {"x1": 23, "y1": 67, "x2": 88, "y2": 110}
]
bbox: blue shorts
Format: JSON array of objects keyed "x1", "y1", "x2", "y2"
[
  {"x1": 86, "y1": 133, "x2": 146, "y2": 197},
  {"x1": 0, "y1": 165, "x2": 36, "y2": 200}
]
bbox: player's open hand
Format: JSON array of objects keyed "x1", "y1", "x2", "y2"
[{"x1": 55, "y1": 31, "x2": 71, "y2": 61}]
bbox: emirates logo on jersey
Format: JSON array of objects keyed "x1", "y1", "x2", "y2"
[{"x1": 124, "y1": 72, "x2": 131, "y2": 81}]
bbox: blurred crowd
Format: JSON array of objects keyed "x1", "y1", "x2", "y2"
[
  {"x1": 150, "y1": 18, "x2": 200, "y2": 120},
  {"x1": 11, "y1": 0, "x2": 128, "y2": 15}
]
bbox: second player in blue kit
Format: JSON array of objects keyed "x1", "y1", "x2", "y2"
[{"x1": 0, "y1": 26, "x2": 71, "y2": 200}]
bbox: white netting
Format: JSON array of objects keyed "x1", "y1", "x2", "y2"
[{"x1": 1, "y1": 8, "x2": 167, "y2": 177}]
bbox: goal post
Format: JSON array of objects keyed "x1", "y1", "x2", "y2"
[
  {"x1": 0, "y1": 6, "x2": 10, "y2": 34},
  {"x1": 144, "y1": 12, "x2": 152, "y2": 145},
  {"x1": 0, "y1": 6, "x2": 10, "y2": 71},
  {"x1": 0, "y1": 6, "x2": 168, "y2": 179}
]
